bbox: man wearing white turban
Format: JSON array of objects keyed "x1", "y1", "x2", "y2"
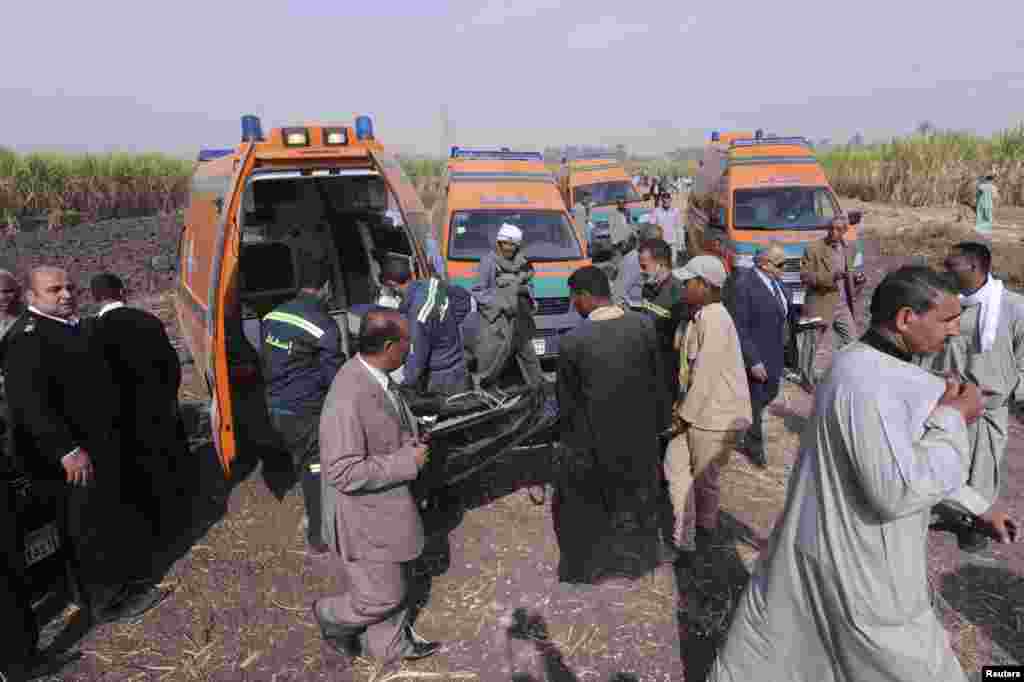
[{"x1": 472, "y1": 223, "x2": 543, "y2": 387}]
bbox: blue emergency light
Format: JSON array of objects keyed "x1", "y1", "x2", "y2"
[
  {"x1": 197, "y1": 148, "x2": 235, "y2": 162},
  {"x1": 355, "y1": 115, "x2": 374, "y2": 140},
  {"x1": 755, "y1": 129, "x2": 764, "y2": 139},
  {"x1": 241, "y1": 115, "x2": 264, "y2": 142},
  {"x1": 711, "y1": 131, "x2": 721, "y2": 142}
]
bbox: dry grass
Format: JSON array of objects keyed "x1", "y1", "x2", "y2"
[{"x1": 866, "y1": 222, "x2": 1024, "y2": 289}]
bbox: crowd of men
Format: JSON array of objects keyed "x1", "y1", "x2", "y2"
[
  {"x1": 3, "y1": 209, "x2": 1023, "y2": 678},
  {"x1": 1, "y1": 267, "x2": 185, "y2": 677}
]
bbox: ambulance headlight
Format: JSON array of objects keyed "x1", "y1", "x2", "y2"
[
  {"x1": 283, "y1": 127, "x2": 309, "y2": 147},
  {"x1": 323, "y1": 127, "x2": 348, "y2": 146}
]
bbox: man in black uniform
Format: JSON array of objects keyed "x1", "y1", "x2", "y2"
[
  {"x1": 88, "y1": 273, "x2": 185, "y2": 539},
  {"x1": 637, "y1": 239, "x2": 689, "y2": 401},
  {"x1": 262, "y1": 262, "x2": 346, "y2": 554},
  {"x1": 3, "y1": 266, "x2": 161, "y2": 626}
]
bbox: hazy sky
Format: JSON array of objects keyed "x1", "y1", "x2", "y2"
[{"x1": 4, "y1": 0, "x2": 1023, "y2": 158}]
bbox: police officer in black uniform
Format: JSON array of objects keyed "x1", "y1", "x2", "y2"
[
  {"x1": 263, "y1": 260, "x2": 346, "y2": 554},
  {"x1": 3, "y1": 266, "x2": 161, "y2": 628}
]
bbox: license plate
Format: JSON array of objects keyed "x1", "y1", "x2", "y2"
[
  {"x1": 791, "y1": 289, "x2": 806, "y2": 305},
  {"x1": 533, "y1": 338, "x2": 546, "y2": 356},
  {"x1": 24, "y1": 523, "x2": 60, "y2": 566}
]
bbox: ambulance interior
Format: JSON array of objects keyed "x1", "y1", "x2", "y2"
[{"x1": 234, "y1": 171, "x2": 414, "y2": 359}]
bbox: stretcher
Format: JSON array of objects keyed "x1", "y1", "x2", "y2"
[{"x1": 404, "y1": 382, "x2": 558, "y2": 499}]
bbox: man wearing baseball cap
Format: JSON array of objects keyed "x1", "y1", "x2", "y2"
[{"x1": 664, "y1": 255, "x2": 752, "y2": 562}]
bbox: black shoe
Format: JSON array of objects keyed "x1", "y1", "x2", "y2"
[
  {"x1": 94, "y1": 584, "x2": 163, "y2": 625},
  {"x1": 311, "y1": 600, "x2": 362, "y2": 658},
  {"x1": 957, "y1": 527, "x2": 991, "y2": 554},
  {"x1": 401, "y1": 625, "x2": 441, "y2": 661}
]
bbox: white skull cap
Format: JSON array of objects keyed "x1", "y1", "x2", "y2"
[{"x1": 496, "y1": 223, "x2": 523, "y2": 244}]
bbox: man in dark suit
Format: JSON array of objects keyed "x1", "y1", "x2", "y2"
[
  {"x1": 89, "y1": 273, "x2": 185, "y2": 539},
  {"x1": 313, "y1": 310, "x2": 441, "y2": 663},
  {"x1": 4, "y1": 266, "x2": 161, "y2": 626},
  {"x1": 724, "y1": 245, "x2": 794, "y2": 467}
]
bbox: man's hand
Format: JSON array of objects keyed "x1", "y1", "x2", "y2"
[
  {"x1": 938, "y1": 378, "x2": 984, "y2": 424},
  {"x1": 749, "y1": 364, "x2": 769, "y2": 383},
  {"x1": 976, "y1": 510, "x2": 1018, "y2": 544},
  {"x1": 854, "y1": 272, "x2": 867, "y2": 286},
  {"x1": 413, "y1": 444, "x2": 430, "y2": 469},
  {"x1": 63, "y1": 449, "x2": 94, "y2": 487}
]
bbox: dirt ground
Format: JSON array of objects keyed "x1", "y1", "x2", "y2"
[{"x1": 27, "y1": 200, "x2": 1024, "y2": 681}]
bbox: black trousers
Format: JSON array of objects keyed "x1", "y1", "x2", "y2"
[
  {"x1": 1, "y1": 480, "x2": 38, "y2": 667},
  {"x1": 120, "y1": 403, "x2": 189, "y2": 539},
  {"x1": 50, "y1": 459, "x2": 151, "y2": 607},
  {"x1": 746, "y1": 383, "x2": 781, "y2": 455},
  {"x1": 268, "y1": 410, "x2": 323, "y2": 546}
]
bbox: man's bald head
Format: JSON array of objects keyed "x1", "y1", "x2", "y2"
[
  {"x1": 755, "y1": 244, "x2": 787, "y2": 277},
  {"x1": 359, "y1": 309, "x2": 411, "y2": 371},
  {"x1": 25, "y1": 266, "x2": 78, "y2": 319},
  {"x1": 27, "y1": 266, "x2": 68, "y2": 293}
]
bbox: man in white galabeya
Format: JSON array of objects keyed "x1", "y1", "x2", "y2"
[
  {"x1": 708, "y1": 265, "x2": 1018, "y2": 682},
  {"x1": 924, "y1": 241, "x2": 1024, "y2": 552}
]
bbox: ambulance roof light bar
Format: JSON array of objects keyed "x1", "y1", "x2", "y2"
[
  {"x1": 450, "y1": 147, "x2": 544, "y2": 161},
  {"x1": 197, "y1": 148, "x2": 235, "y2": 162},
  {"x1": 562, "y1": 147, "x2": 619, "y2": 162},
  {"x1": 241, "y1": 115, "x2": 264, "y2": 142},
  {"x1": 733, "y1": 135, "x2": 811, "y2": 146}
]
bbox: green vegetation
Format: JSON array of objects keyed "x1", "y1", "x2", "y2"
[
  {"x1": 628, "y1": 158, "x2": 698, "y2": 180},
  {"x1": 819, "y1": 125, "x2": 1024, "y2": 207},
  {"x1": 0, "y1": 147, "x2": 192, "y2": 227}
]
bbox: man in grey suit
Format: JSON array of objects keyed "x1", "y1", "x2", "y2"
[{"x1": 313, "y1": 310, "x2": 441, "y2": 663}]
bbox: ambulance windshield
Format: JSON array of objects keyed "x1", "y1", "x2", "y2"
[
  {"x1": 732, "y1": 186, "x2": 838, "y2": 230},
  {"x1": 448, "y1": 210, "x2": 583, "y2": 262},
  {"x1": 573, "y1": 181, "x2": 641, "y2": 206}
]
